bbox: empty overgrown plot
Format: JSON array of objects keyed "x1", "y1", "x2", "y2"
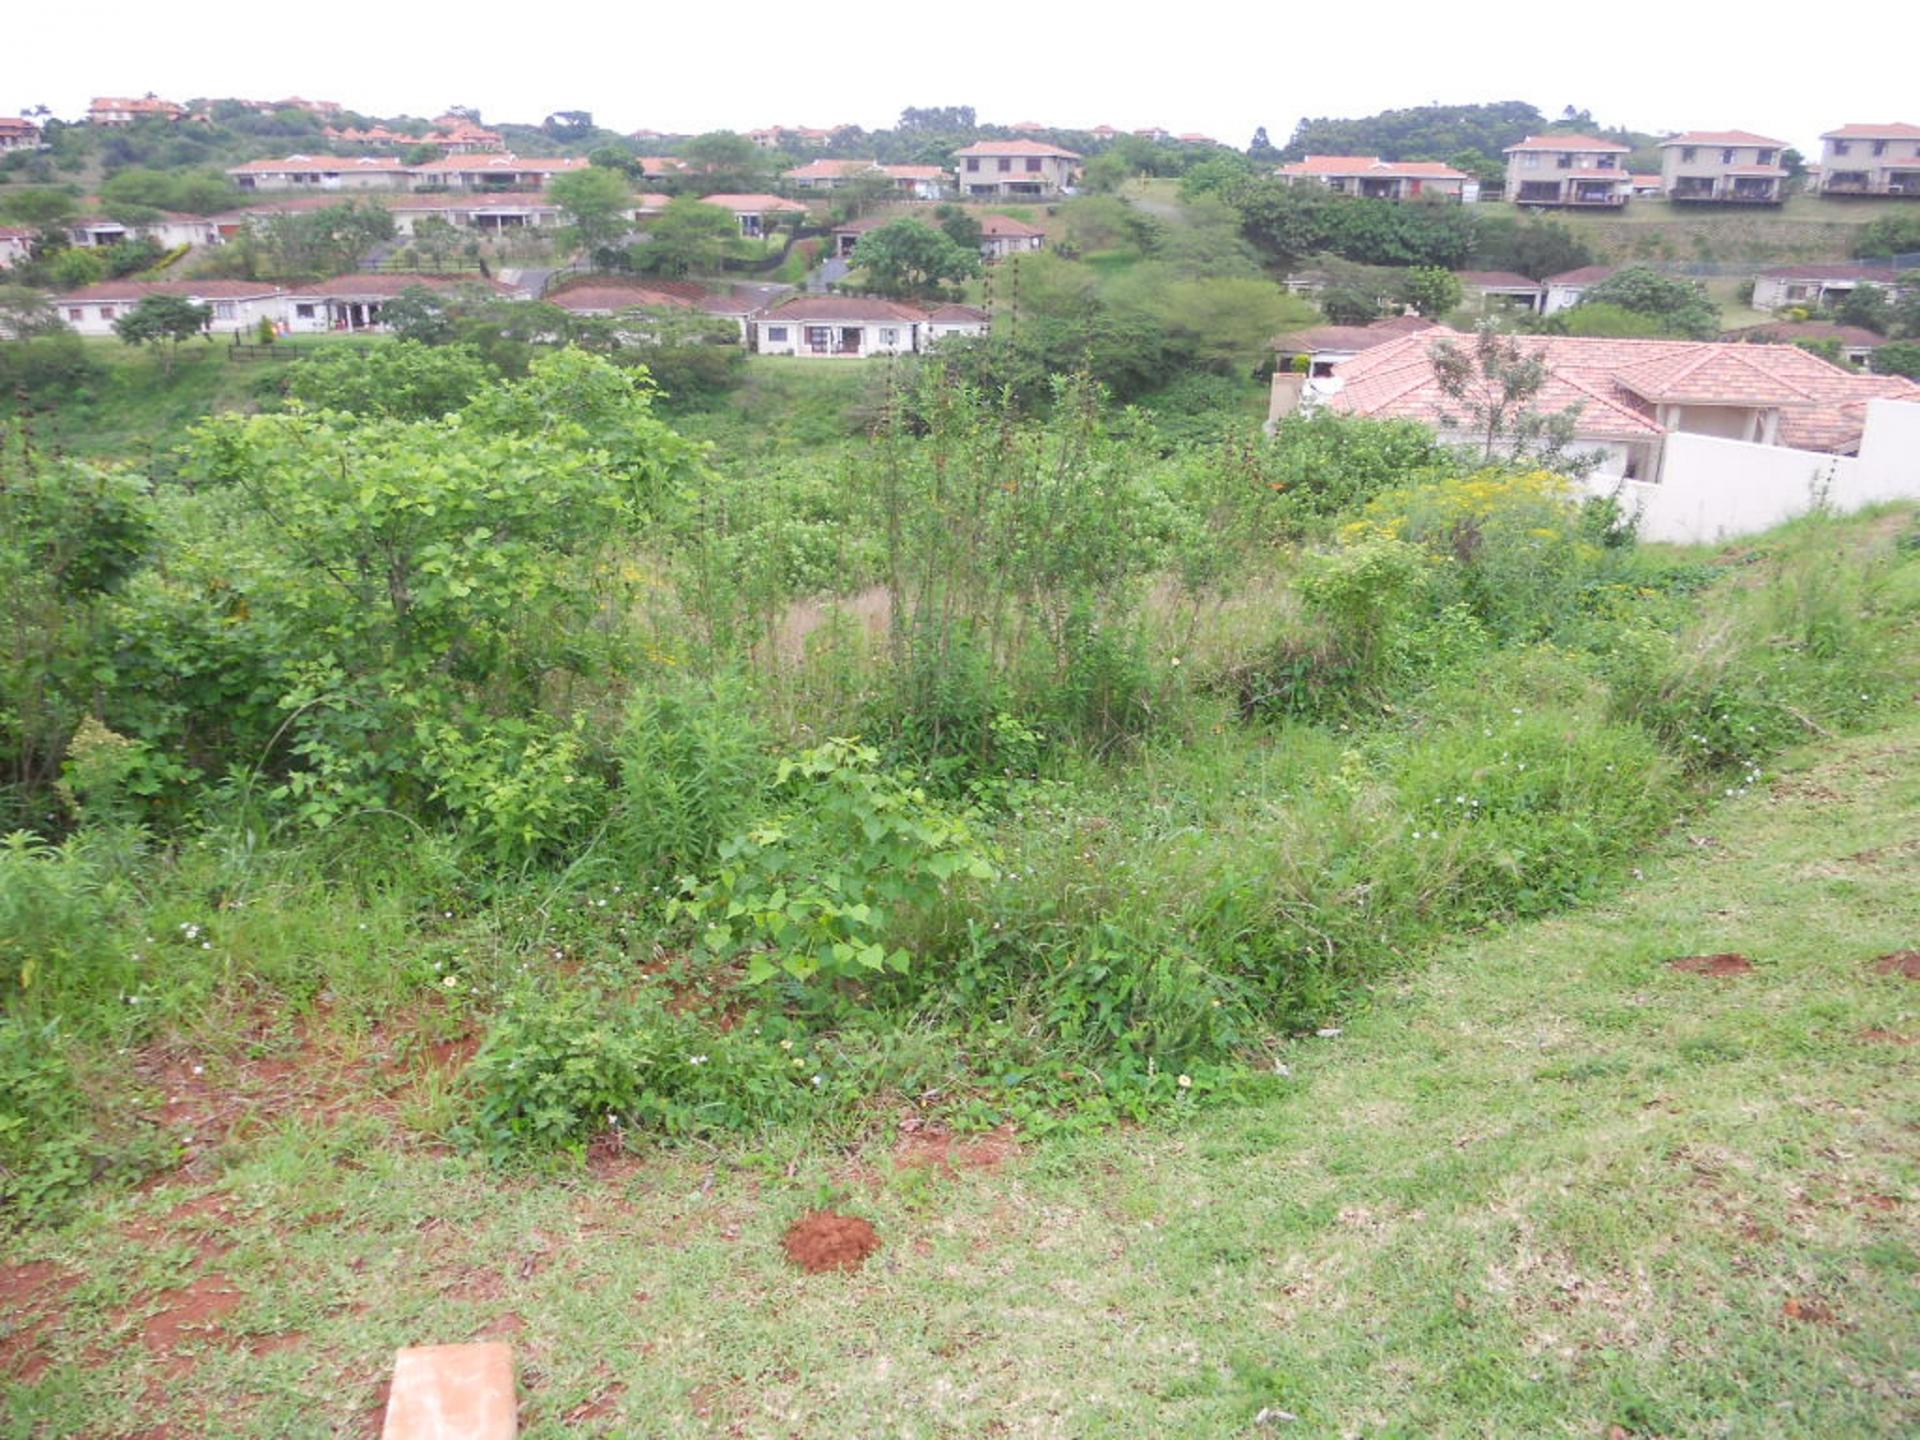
[{"x1": 0, "y1": 344, "x2": 1916, "y2": 1224}]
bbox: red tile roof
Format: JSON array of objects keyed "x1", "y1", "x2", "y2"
[
  {"x1": 880, "y1": 164, "x2": 945, "y2": 181},
  {"x1": 1661, "y1": 130, "x2": 1788, "y2": 148},
  {"x1": 547, "y1": 284, "x2": 699, "y2": 313},
  {"x1": 759, "y1": 295, "x2": 928, "y2": 323},
  {"x1": 1545, "y1": 266, "x2": 1619, "y2": 286},
  {"x1": 229, "y1": 154, "x2": 410, "y2": 173},
  {"x1": 1504, "y1": 134, "x2": 1631, "y2": 153},
  {"x1": 52, "y1": 279, "x2": 284, "y2": 302},
  {"x1": 979, "y1": 214, "x2": 1047, "y2": 237},
  {"x1": 1279, "y1": 155, "x2": 1469, "y2": 180},
  {"x1": 1273, "y1": 316, "x2": 1444, "y2": 353},
  {"x1": 953, "y1": 140, "x2": 1082, "y2": 159},
  {"x1": 784, "y1": 159, "x2": 876, "y2": 180},
  {"x1": 410, "y1": 155, "x2": 590, "y2": 174},
  {"x1": 1327, "y1": 332, "x2": 1920, "y2": 452},
  {"x1": 695, "y1": 193, "x2": 808, "y2": 212},
  {"x1": 1822, "y1": 122, "x2": 1920, "y2": 140},
  {"x1": 927, "y1": 304, "x2": 989, "y2": 323},
  {"x1": 1760, "y1": 262, "x2": 1903, "y2": 281}
]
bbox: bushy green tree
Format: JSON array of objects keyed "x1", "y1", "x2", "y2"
[
  {"x1": 635, "y1": 198, "x2": 739, "y2": 277},
  {"x1": 1852, "y1": 212, "x2": 1920, "y2": 259},
  {"x1": 1575, "y1": 266, "x2": 1718, "y2": 339},
  {"x1": 111, "y1": 294, "x2": 209, "y2": 373},
  {"x1": 850, "y1": 218, "x2": 980, "y2": 297},
  {"x1": 549, "y1": 166, "x2": 637, "y2": 262},
  {"x1": 1832, "y1": 283, "x2": 1892, "y2": 335},
  {"x1": 286, "y1": 341, "x2": 494, "y2": 419},
  {"x1": 1430, "y1": 321, "x2": 1596, "y2": 471},
  {"x1": 1869, "y1": 340, "x2": 1920, "y2": 378},
  {"x1": 1401, "y1": 266, "x2": 1463, "y2": 317}
]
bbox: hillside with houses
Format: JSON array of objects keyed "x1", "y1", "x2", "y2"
[{"x1": 2, "y1": 86, "x2": 1918, "y2": 1440}]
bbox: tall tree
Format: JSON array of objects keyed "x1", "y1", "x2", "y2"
[
  {"x1": 549, "y1": 166, "x2": 636, "y2": 263},
  {"x1": 634, "y1": 199, "x2": 739, "y2": 277},
  {"x1": 112, "y1": 294, "x2": 210, "y2": 374},
  {"x1": 850, "y1": 219, "x2": 980, "y2": 297}
]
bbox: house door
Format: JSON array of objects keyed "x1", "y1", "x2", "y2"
[
  {"x1": 838, "y1": 327, "x2": 863, "y2": 354},
  {"x1": 804, "y1": 326, "x2": 833, "y2": 354}
]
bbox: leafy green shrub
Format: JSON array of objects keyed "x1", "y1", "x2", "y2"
[
  {"x1": 674, "y1": 739, "x2": 995, "y2": 989},
  {"x1": 0, "y1": 1019, "x2": 94, "y2": 1219},
  {"x1": 285, "y1": 341, "x2": 493, "y2": 420},
  {"x1": 0, "y1": 831, "x2": 124, "y2": 1002},
  {"x1": 612, "y1": 672, "x2": 770, "y2": 890}
]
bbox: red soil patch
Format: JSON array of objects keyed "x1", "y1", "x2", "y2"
[
  {"x1": 894, "y1": 1123, "x2": 1021, "y2": 1174},
  {"x1": 1781, "y1": 1295, "x2": 1839, "y2": 1326},
  {"x1": 1869, "y1": 950, "x2": 1920, "y2": 979},
  {"x1": 477, "y1": 1311, "x2": 526, "y2": 1340},
  {"x1": 0, "y1": 1260, "x2": 79, "y2": 1382},
  {"x1": 141, "y1": 1275, "x2": 245, "y2": 1374},
  {"x1": 1858, "y1": 1028, "x2": 1916, "y2": 1045},
  {"x1": 781, "y1": 1211, "x2": 881, "y2": 1274},
  {"x1": 1669, "y1": 953, "x2": 1755, "y2": 977}
]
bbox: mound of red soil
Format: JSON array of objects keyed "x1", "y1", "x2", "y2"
[
  {"x1": 781, "y1": 1211, "x2": 880, "y2": 1274},
  {"x1": 1669, "y1": 953, "x2": 1754, "y2": 977},
  {"x1": 1870, "y1": 950, "x2": 1920, "y2": 980}
]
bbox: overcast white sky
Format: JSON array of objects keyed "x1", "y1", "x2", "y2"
[{"x1": 8, "y1": 0, "x2": 1915, "y2": 158}]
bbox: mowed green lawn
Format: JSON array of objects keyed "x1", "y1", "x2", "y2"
[{"x1": 4, "y1": 714, "x2": 1917, "y2": 1436}]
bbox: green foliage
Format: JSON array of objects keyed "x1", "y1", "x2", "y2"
[
  {"x1": 48, "y1": 247, "x2": 105, "y2": 288},
  {"x1": 1571, "y1": 266, "x2": 1718, "y2": 339},
  {"x1": 635, "y1": 198, "x2": 740, "y2": 277},
  {"x1": 675, "y1": 738, "x2": 995, "y2": 988},
  {"x1": 97, "y1": 167, "x2": 239, "y2": 215},
  {"x1": 1400, "y1": 265, "x2": 1462, "y2": 317},
  {"x1": 1429, "y1": 322, "x2": 1598, "y2": 470},
  {"x1": 0, "y1": 327, "x2": 102, "y2": 399},
  {"x1": 1830, "y1": 283, "x2": 1892, "y2": 336},
  {"x1": 1869, "y1": 340, "x2": 1920, "y2": 379},
  {"x1": 1223, "y1": 178, "x2": 1478, "y2": 269},
  {"x1": 0, "y1": 187, "x2": 78, "y2": 226},
  {"x1": 252, "y1": 201, "x2": 395, "y2": 279},
  {"x1": 1551, "y1": 301, "x2": 1670, "y2": 338},
  {"x1": 0, "y1": 1018, "x2": 97, "y2": 1218},
  {"x1": 1283, "y1": 102, "x2": 1546, "y2": 164},
  {"x1": 849, "y1": 217, "x2": 980, "y2": 297},
  {"x1": 286, "y1": 341, "x2": 493, "y2": 419},
  {"x1": 547, "y1": 165, "x2": 637, "y2": 262},
  {"x1": 1852, "y1": 212, "x2": 1920, "y2": 259},
  {"x1": 1468, "y1": 215, "x2": 1593, "y2": 280},
  {"x1": 0, "y1": 832, "x2": 123, "y2": 1000},
  {"x1": 111, "y1": 294, "x2": 211, "y2": 372}
]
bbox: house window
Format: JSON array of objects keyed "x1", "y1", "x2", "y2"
[
  {"x1": 1832, "y1": 141, "x2": 1850, "y2": 155},
  {"x1": 880, "y1": 327, "x2": 898, "y2": 345},
  {"x1": 1872, "y1": 140, "x2": 1887, "y2": 156},
  {"x1": 1025, "y1": 157, "x2": 1040, "y2": 172},
  {"x1": 1681, "y1": 147, "x2": 1696, "y2": 162},
  {"x1": 998, "y1": 158, "x2": 1010, "y2": 172},
  {"x1": 1756, "y1": 149, "x2": 1774, "y2": 166},
  {"x1": 765, "y1": 325, "x2": 787, "y2": 342},
  {"x1": 214, "y1": 302, "x2": 234, "y2": 319},
  {"x1": 966, "y1": 157, "x2": 979, "y2": 172},
  {"x1": 67, "y1": 307, "x2": 82, "y2": 321},
  {"x1": 100, "y1": 306, "x2": 115, "y2": 320},
  {"x1": 296, "y1": 304, "x2": 316, "y2": 318},
  {"x1": 1721, "y1": 149, "x2": 1734, "y2": 165}
]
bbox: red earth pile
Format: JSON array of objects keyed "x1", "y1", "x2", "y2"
[{"x1": 781, "y1": 1212, "x2": 880, "y2": 1274}]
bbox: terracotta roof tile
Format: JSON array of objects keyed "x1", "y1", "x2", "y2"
[
  {"x1": 1822, "y1": 122, "x2": 1920, "y2": 140},
  {"x1": 1504, "y1": 134, "x2": 1631, "y2": 153},
  {"x1": 758, "y1": 295, "x2": 928, "y2": 323},
  {"x1": 1278, "y1": 155, "x2": 1469, "y2": 180},
  {"x1": 1661, "y1": 130, "x2": 1789, "y2": 148},
  {"x1": 953, "y1": 140, "x2": 1082, "y2": 159}
]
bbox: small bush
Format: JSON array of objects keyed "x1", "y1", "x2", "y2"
[{"x1": 0, "y1": 831, "x2": 124, "y2": 1004}]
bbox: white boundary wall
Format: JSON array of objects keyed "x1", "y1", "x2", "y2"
[{"x1": 1585, "y1": 399, "x2": 1920, "y2": 544}]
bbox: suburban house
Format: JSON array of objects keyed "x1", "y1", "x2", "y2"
[
  {"x1": 1724, "y1": 321, "x2": 1887, "y2": 368},
  {"x1": 1541, "y1": 265, "x2": 1618, "y2": 315},
  {"x1": 1457, "y1": 270, "x2": 1545, "y2": 312},
  {"x1": 784, "y1": 160, "x2": 946, "y2": 199},
  {"x1": 747, "y1": 125, "x2": 848, "y2": 149},
  {"x1": 635, "y1": 157, "x2": 687, "y2": 180},
  {"x1": 1270, "y1": 315, "x2": 1440, "y2": 378},
  {"x1": 49, "y1": 279, "x2": 287, "y2": 336},
  {"x1": 432, "y1": 121, "x2": 506, "y2": 154},
  {"x1": 323, "y1": 125, "x2": 407, "y2": 146},
  {"x1": 1312, "y1": 332, "x2": 1920, "y2": 482},
  {"x1": 1752, "y1": 262, "x2": 1909, "y2": 310},
  {"x1": 280, "y1": 273, "x2": 523, "y2": 333},
  {"x1": 924, "y1": 303, "x2": 991, "y2": 343},
  {"x1": 228, "y1": 155, "x2": 413, "y2": 192},
  {"x1": 1817, "y1": 123, "x2": 1920, "y2": 197},
  {"x1": 1627, "y1": 174, "x2": 1663, "y2": 198},
  {"x1": 409, "y1": 155, "x2": 592, "y2": 191},
  {"x1": 0, "y1": 227, "x2": 34, "y2": 269},
  {"x1": 0, "y1": 117, "x2": 43, "y2": 151},
  {"x1": 953, "y1": 141, "x2": 1082, "y2": 199},
  {"x1": 749, "y1": 295, "x2": 986, "y2": 357},
  {"x1": 694, "y1": 193, "x2": 808, "y2": 237},
  {"x1": 1503, "y1": 135, "x2": 1632, "y2": 208},
  {"x1": 978, "y1": 213, "x2": 1048, "y2": 260},
  {"x1": 1658, "y1": 131, "x2": 1788, "y2": 204},
  {"x1": 1274, "y1": 156, "x2": 1471, "y2": 201},
  {"x1": 87, "y1": 96, "x2": 185, "y2": 127}
]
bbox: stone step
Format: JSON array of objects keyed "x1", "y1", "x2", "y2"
[{"x1": 381, "y1": 1343, "x2": 517, "y2": 1440}]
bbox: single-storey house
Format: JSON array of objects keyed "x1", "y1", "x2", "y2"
[
  {"x1": 1457, "y1": 270, "x2": 1545, "y2": 312},
  {"x1": 749, "y1": 295, "x2": 987, "y2": 357},
  {"x1": 978, "y1": 213, "x2": 1048, "y2": 260},
  {"x1": 1723, "y1": 320, "x2": 1887, "y2": 368},
  {"x1": 830, "y1": 215, "x2": 890, "y2": 258},
  {"x1": 88, "y1": 96, "x2": 185, "y2": 127},
  {"x1": 0, "y1": 117, "x2": 43, "y2": 151},
  {"x1": 1816, "y1": 123, "x2": 1920, "y2": 197},
  {"x1": 1659, "y1": 130, "x2": 1788, "y2": 204},
  {"x1": 63, "y1": 212, "x2": 219, "y2": 249},
  {"x1": 1316, "y1": 331, "x2": 1920, "y2": 481},
  {"x1": 1271, "y1": 315, "x2": 1441, "y2": 378},
  {"x1": 408, "y1": 155, "x2": 593, "y2": 191},
  {"x1": 953, "y1": 141, "x2": 1082, "y2": 199},
  {"x1": 0, "y1": 227, "x2": 37, "y2": 268},
  {"x1": 1503, "y1": 135, "x2": 1632, "y2": 208},
  {"x1": 784, "y1": 160, "x2": 945, "y2": 200},
  {"x1": 50, "y1": 279, "x2": 287, "y2": 336},
  {"x1": 280, "y1": 273, "x2": 523, "y2": 333},
  {"x1": 1541, "y1": 265, "x2": 1618, "y2": 315},
  {"x1": 694, "y1": 193, "x2": 808, "y2": 237},
  {"x1": 227, "y1": 155, "x2": 413, "y2": 192},
  {"x1": 924, "y1": 303, "x2": 991, "y2": 344},
  {"x1": 1275, "y1": 156, "x2": 1470, "y2": 202},
  {"x1": 1752, "y1": 262, "x2": 1908, "y2": 310}
]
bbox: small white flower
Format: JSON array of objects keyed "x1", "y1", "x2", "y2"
[
  {"x1": 811, "y1": 1074, "x2": 824, "y2": 1087},
  {"x1": 1176, "y1": 1074, "x2": 1193, "y2": 1089},
  {"x1": 1316, "y1": 1027, "x2": 1343, "y2": 1039},
  {"x1": 689, "y1": 1054, "x2": 709, "y2": 1066},
  {"x1": 1272, "y1": 1060, "x2": 1292, "y2": 1078},
  {"x1": 443, "y1": 975, "x2": 459, "y2": 988}
]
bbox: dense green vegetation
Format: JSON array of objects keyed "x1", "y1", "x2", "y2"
[{"x1": 4, "y1": 324, "x2": 1915, "y2": 1233}]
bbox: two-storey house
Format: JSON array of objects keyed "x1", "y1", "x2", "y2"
[
  {"x1": 1659, "y1": 131, "x2": 1788, "y2": 204},
  {"x1": 953, "y1": 141, "x2": 1082, "y2": 199},
  {"x1": 1503, "y1": 135, "x2": 1632, "y2": 208},
  {"x1": 1817, "y1": 123, "x2": 1920, "y2": 197}
]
